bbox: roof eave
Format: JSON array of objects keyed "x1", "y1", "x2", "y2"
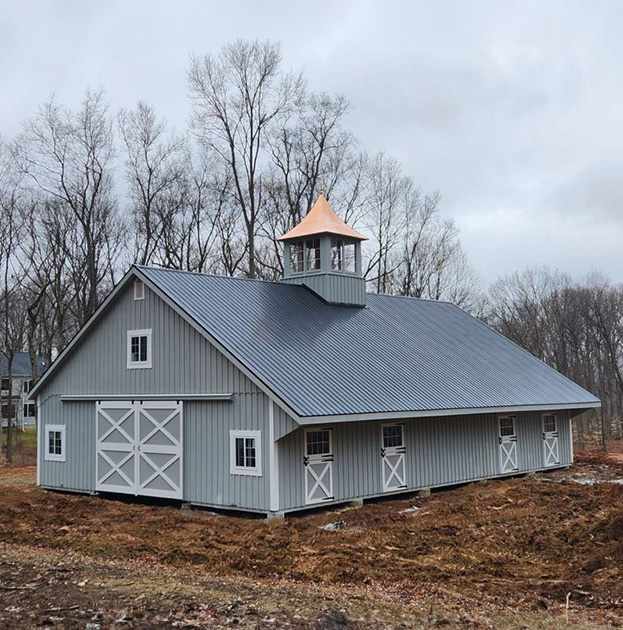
[{"x1": 295, "y1": 401, "x2": 602, "y2": 425}]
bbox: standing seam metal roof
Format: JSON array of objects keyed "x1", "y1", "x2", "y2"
[{"x1": 136, "y1": 266, "x2": 599, "y2": 418}]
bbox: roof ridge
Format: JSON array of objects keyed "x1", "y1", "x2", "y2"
[{"x1": 134, "y1": 265, "x2": 288, "y2": 287}]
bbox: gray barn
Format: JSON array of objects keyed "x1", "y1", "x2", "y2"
[{"x1": 31, "y1": 195, "x2": 600, "y2": 516}]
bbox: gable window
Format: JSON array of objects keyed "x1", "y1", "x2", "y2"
[
  {"x1": 304, "y1": 239, "x2": 321, "y2": 271},
  {"x1": 330, "y1": 239, "x2": 356, "y2": 273},
  {"x1": 230, "y1": 430, "x2": 262, "y2": 476},
  {"x1": 45, "y1": 424, "x2": 65, "y2": 462},
  {"x1": 127, "y1": 329, "x2": 152, "y2": 369},
  {"x1": 134, "y1": 279, "x2": 145, "y2": 301},
  {"x1": 23, "y1": 379, "x2": 32, "y2": 394},
  {"x1": 289, "y1": 242, "x2": 305, "y2": 273},
  {"x1": 23, "y1": 402, "x2": 36, "y2": 418}
]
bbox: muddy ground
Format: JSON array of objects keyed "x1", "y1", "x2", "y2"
[{"x1": 1, "y1": 455, "x2": 623, "y2": 628}]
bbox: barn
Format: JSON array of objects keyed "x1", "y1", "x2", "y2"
[{"x1": 30, "y1": 195, "x2": 600, "y2": 517}]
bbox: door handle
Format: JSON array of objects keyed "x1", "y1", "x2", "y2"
[{"x1": 381, "y1": 448, "x2": 385, "y2": 457}]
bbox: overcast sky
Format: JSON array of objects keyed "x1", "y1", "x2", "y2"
[{"x1": 2, "y1": 1, "x2": 621, "y2": 286}]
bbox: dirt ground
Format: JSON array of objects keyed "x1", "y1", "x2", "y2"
[{"x1": 2, "y1": 455, "x2": 623, "y2": 628}]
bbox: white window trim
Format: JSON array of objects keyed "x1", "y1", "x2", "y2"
[
  {"x1": 542, "y1": 413, "x2": 557, "y2": 434},
  {"x1": 498, "y1": 415, "x2": 517, "y2": 438},
  {"x1": 23, "y1": 402, "x2": 36, "y2": 418},
  {"x1": 126, "y1": 329, "x2": 152, "y2": 369},
  {"x1": 44, "y1": 424, "x2": 66, "y2": 462},
  {"x1": 304, "y1": 427, "x2": 334, "y2": 458},
  {"x1": 134, "y1": 279, "x2": 145, "y2": 301},
  {"x1": 230, "y1": 430, "x2": 262, "y2": 477}
]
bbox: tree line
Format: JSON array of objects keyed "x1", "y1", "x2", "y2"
[{"x1": 0, "y1": 39, "x2": 617, "y2": 459}]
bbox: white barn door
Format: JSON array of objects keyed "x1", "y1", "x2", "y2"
[
  {"x1": 304, "y1": 429, "x2": 334, "y2": 504},
  {"x1": 381, "y1": 424, "x2": 407, "y2": 492},
  {"x1": 137, "y1": 401, "x2": 183, "y2": 499},
  {"x1": 96, "y1": 401, "x2": 137, "y2": 495},
  {"x1": 498, "y1": 416, "x2": 518, "y2": 474},
  {"x1": 96, "y1": 400, "x2": 183, "y2": 499},
  {"x1": 542, "y1": 414, "x2": 560, "y2": 467}
]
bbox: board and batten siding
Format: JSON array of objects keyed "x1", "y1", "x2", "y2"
[
  {"x1": 278, "y1": 410, "x2": 573, "y2": 511},
  {"x1": 37, "y1": 280, "x2": 272, "y2": 510}
]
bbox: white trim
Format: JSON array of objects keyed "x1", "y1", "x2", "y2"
[
  {"x1": 230, "y1": 430, "x2": 262, "y2": 477},
  {"x1": 569, "y1": 416, "x2": 574, "y2": 462},
  {"x1": 61, "y1": 393, "x2": 232, "y2": 402},
  {"x1": 381, "y1": 423, "x2": 407, "y2": 492},
  {"x1": 36, "y1": 395, "x2": 41, "y2": 485},
  {"x1": 542, "y1": 412, "x2": 560, "y2": 467},
  {"x1": 126, "y1": 328, "x2": 152, "y2": 370},
  {"x1": 304, "y1": 427, "x2": 334, "y2": 504},
  {"x1": 268, "y1": 402, "x2": 279, "y2": 512},
  {"x1": 44, "y1": 424, "x2": 66, "y2": 462},
  {"x1": 498, "y1": 414, "x2": 517, "y2": 438},
  {"x1": 133, "y1": 279, "x2": 145, "y2": 301}
]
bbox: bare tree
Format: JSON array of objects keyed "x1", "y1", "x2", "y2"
[
  {"x1": 15, "y1": 90, "x2": 122, "y2": 324},
  {"x1": 189, "y1": 40, "x2": 304, "y2": 277}
]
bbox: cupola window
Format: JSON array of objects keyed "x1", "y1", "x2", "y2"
[
  {"x1": 304, "y1": 239, "x2": 321, "y2": 271},
  {"x1": 331, "y1": 239, "x2": 356, "y2": 273},
  {"x1": 289, "y1": 242, "x2": 305, "y2": 273}
]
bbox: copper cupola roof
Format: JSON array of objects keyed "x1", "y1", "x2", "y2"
[{"x1": 278, "y1": 193, "x2": 367, "y2": 241}]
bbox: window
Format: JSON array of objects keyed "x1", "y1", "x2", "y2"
[
  {"x1": 305, "y1": 429, "x2": 332, "y2": 456},
  {"x1": 499, "y1": 416, "x2": 516, "y2": 438},
  {"x1": 0, "y1": 378, "x2": 9, "y2": 391},
  {"x1": 23, "y1": 379, "x2": 32, "y2": 394},
  {"x1": 45, "y1": 424, "x2": 65, "y2": 462},
  {"x1": 23, "y1": 403, "x2": 36, "y2": 418},
  {"x1": 543, "y1": 414, "x2": 557, "y2": 434},
  {"x1": 134, "y1": 279, "x2": 145, "y2": 301},
  {"x1": 383, "y1": 424, "x2": 404, "y2": 449},
  {"x1": 330, "y1": 239, "x2": 356, "y2": 273},
  {"x1": 127, "y1": 329, "x2": 152, "y2": 369},
  {"x1": 289, "y1": 242, "x2": 305, "y2": 273},
  {"x1": 230, "y1": 430, "x2": 262, "y2": 476},
  {"x1": 304, "y1": 239, "x2": 321, "y2": 271}
]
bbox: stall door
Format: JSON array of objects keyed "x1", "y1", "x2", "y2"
[
  {"x1": 381, "y1": 423, "x2": 407, "y2": 492},
  {"x1": 498, "y1": 416, "x2": 518, "y2": 473},
  {"x1": 304, "y1": 428, "x2": 334, "y2": 504},
  {"x1": 96, "y1": 400, "x2": 183, "y2": 499},
  {"x1": 542, "y1": 414, "x2": 560, "y2": 467}
]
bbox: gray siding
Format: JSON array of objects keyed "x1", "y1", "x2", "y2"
[
  {"x1": 38, "y1": 281, "x2": 271, "y2": 510},
  {"x1": 278, "y1": 411, "x2": 573, "y2": 511},
  {"x1": 282, "y1": 272, "x2": 366, "y2": 306}
]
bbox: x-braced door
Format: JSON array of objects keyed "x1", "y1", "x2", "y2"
[
  {"x1": 381, "y1": 423, "x2": 407, "y2": 492},
  {"x1": 542, "y1": 414, "x2": 560, "y2": 467},
  {"x1": 96, "y1": 400, "x2": 183, "y2": 499},
  {"x1": 96, "y1": 401, "x2": 137, "y2": 495},
  {"x1": 304, "y1": 428, "x2": 334, "y2": 504},
  {"x1": 137, "y1": 401, "x2": 183, "y2": 499},
  {"x1": 498, "y1": 415, "x2": 518, "y2": 474}
]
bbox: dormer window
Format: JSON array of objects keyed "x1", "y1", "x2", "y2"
[
  {"x1": 331, "y1": 239, "x2": 356, "y2": 273},
  {"x1": 304, "y1": 239, "x2": 321, "y2": 271}
]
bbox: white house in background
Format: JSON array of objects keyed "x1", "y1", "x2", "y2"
[{"x1": 1, "y1": 352, "x2": 46, "y2": 429}]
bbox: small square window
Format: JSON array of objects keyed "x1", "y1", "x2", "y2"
[
  {"x1": 127, "y1": 329, "x2": 152, "y2": 369},
  {"x1": 134, "y1": 280, "x2": 145, "y2": 301},
  {"x1": 23, "y1": 403, "x2": 36, "y2": 418},
  {"x1": 305, "y1": 429, "x2": 332, "y2": 456},
  {"x1": 383, "y1": 424, "x2": 404, "y2": 449},
  {"x1": 499, "y1": 416, "x2": 516, "y2": 438},
  {"x1": 23, "y1": 380, "x2": 32, "y2": 393},
  {"x1": 543, "y1": 414, "x2": 557, "y2": 434},
  {"x1": 45, "y1": 424, "x2": 65, "y2": 462},
  {"x1": 1, "y1": 378, "x2": 9, "y2": 391},
  {"x1": 230, "y1": 430, "x2": 262, "y2": 476},
  {"x1": 331, "y1": 239, "x2": 356, "y2": 273}
]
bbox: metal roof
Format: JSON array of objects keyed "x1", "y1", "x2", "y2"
[
  {"x1": 0, "y1": 352, "x2": 47, "y2": 378},
  {"x1": 137, "y1": 266, "x2": 600, "y2": 419}
]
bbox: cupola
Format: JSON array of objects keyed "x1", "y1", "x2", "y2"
[{"x1": 279, "y1": 194, "x2": 367, "y2": 306}]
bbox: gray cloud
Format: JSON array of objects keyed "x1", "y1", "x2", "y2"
[{"x1": 1, "y1": 0, "x2": 621, "y2": 285}]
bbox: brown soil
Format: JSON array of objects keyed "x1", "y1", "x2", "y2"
[{"x1": 1, "y1": 455, "x2": 623, "y2": 628}]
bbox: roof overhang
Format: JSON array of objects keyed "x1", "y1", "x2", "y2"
[{"x1": 294, "y1": 401, "x2": 601, "y2": 425}]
